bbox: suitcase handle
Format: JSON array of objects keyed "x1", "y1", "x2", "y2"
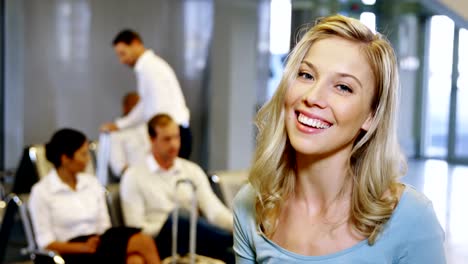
[{"x1": 172, "y1": 179, "x2": 197, "y2": 264}]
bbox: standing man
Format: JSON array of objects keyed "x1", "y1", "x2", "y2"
[
  {"x1": 120, "y1": 114, "x2": 234, "y2": 263},
  {"x1": 100, "y1": 29, "x2": 192, "y2": 159}
]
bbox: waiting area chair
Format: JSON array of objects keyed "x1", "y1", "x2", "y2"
[
  {"x1": 0, "y1": 193, "x2": 64, "y2": 264},
  {"x1": 28, "y1": 144, "x2": 96, "y2": 179},
  {"x1": 12, "y1": 142, "x2": 98, "y2": 195},
  {"x1": 105, "y1": 183, "x2": 125, "y2": 227},
  {"x1": 17, "y1": 194, "x2": 65, "y2": 264},
  {"x1": 208, "y1": 170, "x2": 249, "y2": 210},
  {"x1": 13, "y1": 185, "x2": 123, "y2": 264},
  {"x1": 0, "y1": 194, "x2": 21, "y2": 263}
]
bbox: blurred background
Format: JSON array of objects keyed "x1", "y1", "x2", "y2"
[
  {"x1": 1, "y1": 0, "x2": 468, "y2": 172},
  {"x1": 2, "y1": 0, "x2": 468, "y2": 173},
  {"x1": 0, "y1": 0, "x2": 467, "y2": 263}
]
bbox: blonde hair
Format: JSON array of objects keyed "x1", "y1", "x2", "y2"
[{"x1": 249, "y1": 14, "x2": 406, "y2": 244}]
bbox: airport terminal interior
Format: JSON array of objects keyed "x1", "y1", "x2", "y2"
[{"x1": 0, "y1": 0, "x2": 467, "y2": 263}]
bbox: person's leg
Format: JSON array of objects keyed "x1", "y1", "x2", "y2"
[
  {"x1": 126, "y1": 232, "x2": 161, "y2": 264},
  {"x1": 178, "y1": 125, "x2": 192, "y2": 159},
  {"x1": 126, "y1": 254, "x2": 145, "y2": 264},
  {"x1": 155, "y1": 211, "x2": 191, "y2": 260},
  {"x1": 156, "y1": 211, "x2": 234, "y2": 263},
  {"x1": 63, "y1": 235, "x2": 99, "y2": 264},
  {"x1": 195, "y1": 217, "x2": 234, "y2": 264}
]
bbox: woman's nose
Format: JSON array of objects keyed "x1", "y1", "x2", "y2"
[{"x1": 302, "y1": 81, "x2": 328, "y2": 108}]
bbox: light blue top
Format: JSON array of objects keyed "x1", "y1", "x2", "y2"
[{"x1": 233, "y1": 184, "x2": 446, "y2": 264}]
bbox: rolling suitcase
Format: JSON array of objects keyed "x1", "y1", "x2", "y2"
[{"x1": 162, "y1": 179, "x2": 225, "y2": 264}]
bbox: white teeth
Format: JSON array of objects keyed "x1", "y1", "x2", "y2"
[{"x1": 298, "y1": 113, "x2": 330, "y2": 129}]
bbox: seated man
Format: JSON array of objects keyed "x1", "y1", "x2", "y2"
[
  {"x1": 109, "y1": 92, "x2": 151, "y2": 177},
  {"x1": 120, "y1": 114, "x2": 234, "y2": 263}
]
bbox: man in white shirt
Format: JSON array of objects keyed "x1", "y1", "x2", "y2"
[
  {"x1": 120, "y1": 114, "x2": 234, "y2": 263},
  {"x1": 100, "y1": 29, "x2": 192, "y2": 159},
  {"x1": 109, "y1": 92, "x2": 150, "y2": 178}
]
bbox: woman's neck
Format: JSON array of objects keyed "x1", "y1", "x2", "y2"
[
  {"x1": 56, "y1": 167, "x2": 78, "y2": 190},
  {"x1": 294, "y1": 153, "x2": 352, "y2": 216}
]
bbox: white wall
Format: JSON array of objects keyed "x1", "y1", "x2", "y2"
[
  {"x1": 4, "y1": 0, "x2": 267, "y2": 172},
  {"x1": 3, "y1": 0, "x2": 208, "y2": 169}
]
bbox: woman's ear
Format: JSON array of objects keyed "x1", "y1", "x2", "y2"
[
  {"x1": 361, "y1": 113, "x2": 374, "y2": 131},
  {"x1": 60, "y1": 154, "x2": 70, "y2": 165}
]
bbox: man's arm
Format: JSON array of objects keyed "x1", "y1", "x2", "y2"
[
  {"x1": 120, "y1": 168, "x2": 164, "y2": 237},
  {"x1": 120, "y1": 169, "x2": 146, "y2": 229},
  {"x1": 191, "y1": 164, "x2": 233, "y2": 231},
  {"x1": 115, "y1": 101, "x2": 145, "y2": 129}
]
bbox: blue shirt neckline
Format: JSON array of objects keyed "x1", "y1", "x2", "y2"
[{"x1": 257, "y1": 184, "x2": 411, "y2": 261}]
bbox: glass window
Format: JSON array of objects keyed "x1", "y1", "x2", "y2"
[
  {"x1": 267, "y1": 0, "x2": 291, "y2": 99},
  {"x1": 455, "y1": 28, "x2": 468, "y2": 157},
  {"x1": 424, "y1": 15, "x2": 454, "y2": 157},
  {"x1": 360, "y1": 12, "x2": 376, "y2": 33}
]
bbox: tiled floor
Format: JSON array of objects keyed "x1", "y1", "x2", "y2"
[{"x1": 403, "y1": 159, "x2": 468, "y2": 264}]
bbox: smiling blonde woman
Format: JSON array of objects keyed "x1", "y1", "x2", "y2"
[{"x1": 233, "y1": 14, "x2": 445, "y2": 263}]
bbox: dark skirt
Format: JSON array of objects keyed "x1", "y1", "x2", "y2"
[{"x1": 61, "y1": 226, "x2": 141, "y2": 264}]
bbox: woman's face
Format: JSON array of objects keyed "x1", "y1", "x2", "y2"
[
  {"x1": 63, "y1": 141, "x2": 90, "y2": 174},
  {"x1": 284, "y1": 36, "x2": 375, "y2": 158}
]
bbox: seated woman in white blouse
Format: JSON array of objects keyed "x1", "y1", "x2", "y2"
[{"x1": 29, "y1": 128, "x2": 161, "y2": 264}]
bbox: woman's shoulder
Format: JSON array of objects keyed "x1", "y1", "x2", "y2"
[
  {"x1": 30, "y1": 170, "x2": 56, "y2": 193},
  {"x1": 77, "y1": 172, "x2": 102, "y2": 185},
  {"x1": 397, "y1": 184, "x2": 433, "y2": 214},
  {"x1": 233, "y1": 183, "x2": 255, "y2": 203},
  {"x1": 30, "y1": 179, "x2": 46, "y2": 197},
  {"x1": 232, "y1": 184, "x2": 259, "y2": 244},
  {"x1": 385, "y1": 184, "x2": 443, "y2": 238},
  {"x1": 75, "y1": 173, "x2": 107, "y2": 195},
  {"x1": 233, "y1": 184, "x2": 256, "y2": 214},
  {"x1": 376, "y1": 185, "x2": 445, "y2": 263},
  {"x1": 29, "y1": 170, "x2": 59, "y2": 204}
]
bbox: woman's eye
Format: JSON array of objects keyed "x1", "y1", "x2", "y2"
[
  {"x1": 337, "y1": 84, "x2": 352, "y2": 93},
  {"x1": 298, "y1": 72, "x2": 314, "y2": 80}
]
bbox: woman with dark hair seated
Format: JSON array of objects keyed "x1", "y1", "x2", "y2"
[{"x1": 29, "y1": 128, "x2": 161, "y2": 264}]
